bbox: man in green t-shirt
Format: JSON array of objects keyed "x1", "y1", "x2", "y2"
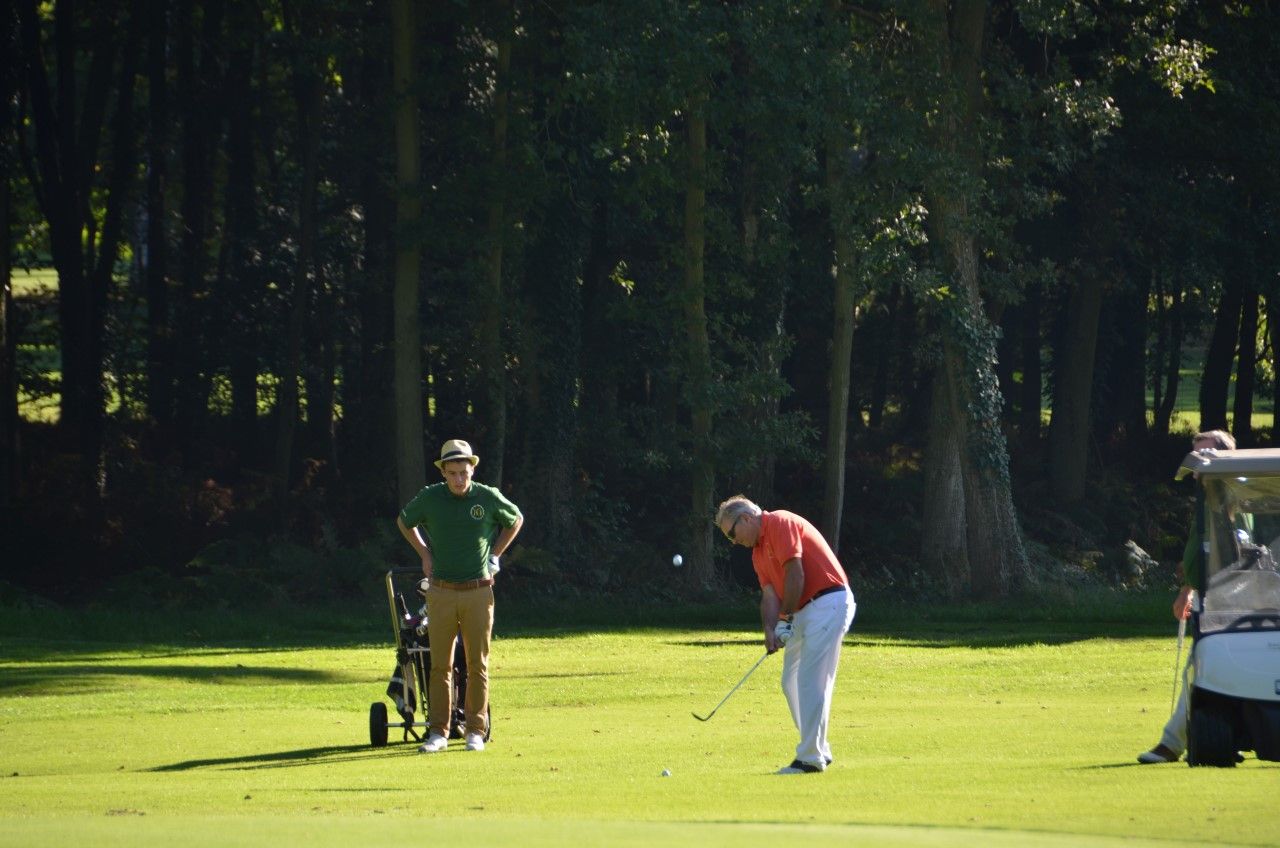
[{"x1": 397, "y1": 439, "x2": 523, "y2": 754}]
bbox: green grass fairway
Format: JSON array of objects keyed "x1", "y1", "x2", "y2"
[{"x1": 1, "y1": 618, "x2": 1277, "y2": 847}]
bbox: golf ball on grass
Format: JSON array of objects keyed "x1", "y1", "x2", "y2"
[
  {"x1": 661, "y1": 769, "x2": 671, "y2": 777},
  {"x1": 672, "y1": 554, "x2": 683, "y2": 567}
]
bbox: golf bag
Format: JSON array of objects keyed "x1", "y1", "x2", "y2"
[
  {"x1": 384, "y1": 606, "x2": 473, "y2": 740},
  {"x1": 372, "y1": 568, "x2": 491, "y2": 746}
]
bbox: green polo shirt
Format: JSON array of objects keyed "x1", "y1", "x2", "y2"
[{"x1": 399, "y1": 482, "x2": 522, "y2": 582}]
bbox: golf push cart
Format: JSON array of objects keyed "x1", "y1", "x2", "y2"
[
  {"x1": 1178, "y1": 448, "x2": 1280, "y2": 767},
  {"x1": 368, "y1": 566, "x2": 491, "y2": 747}
]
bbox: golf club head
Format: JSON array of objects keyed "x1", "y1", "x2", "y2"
[{"x1": 691, "y1": 711, "x2": 711, "y2": 722}]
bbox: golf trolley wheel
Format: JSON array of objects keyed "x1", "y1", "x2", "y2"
[
  {"x1": 369, "y1": 701, "x2": 389, "y2": 748},
  {"x1": 1187, "y1": 702, "x2": 1236, "y2": 767}
]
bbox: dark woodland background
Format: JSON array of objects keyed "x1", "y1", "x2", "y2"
[{"x1": 1, "y1": 0, "x2": 1277, "y2": 609}]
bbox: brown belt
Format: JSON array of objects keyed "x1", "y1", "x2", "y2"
[{"x1": 432, "y1": 577, "x2": 495, "y2": 591}]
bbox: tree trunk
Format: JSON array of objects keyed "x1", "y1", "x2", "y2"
[
  {"x1": 304, "y1": 289, "x2": 336, "y2": 466},
  {"x1": 1269, "y1": 295, "x2": 1280, "y2": 446},
  {"x1": 868, "y1": 284, "x2": 902, "y2": 429},
  {"x1": 520, "y1": 193, "x2": 584, "y2": 555},
  {"x1": 1232, "y1": 288, "x2": 1258, "y2": 446},
  {"x1": 1200, "y1": 277, "x2": 1243, "y2": 432},
  {"x1": 144, "y1": 0, "x2": 173, "y2": 431},
  {"x1": 88, "y1": 10, "x2": 143, "y2": 456},
  {"x1": 921, "y1": 367, "x2": 969, "y2": 594},
  {"x1": 1109, "y1": 278, "x2": 1148, "y2": 443},
  {"x1": 1, "y1": 118, "x2": 14, "y2": 508},
  {"x1": 730, "y1": 18, "x2": 784, "y2": 509},
  {"x1": 220, "y1": 4, "x2": 259, "y2": 469},
  {"x1": 1152, "y1": 281, "x2": 1184, "y2": 438},
  {"x1": 391, "y1": 0, "x2": 426, "y2": 506},
  {"x1": 17, "y1": 0, "x2": 94, "y2": 445},
  {"x1": 1047, "y1": 269, "x2": 1105, "y2": 504},
  {"x1": 579, "y1": 199, "x2": 622, "y2": 462},
  {"x1": 17, "y1": 0, "x2": 140, "y2": 493},
  {"x1": 275, "y1": 0, "x2": 322, "y2": 504},
  {"x1": 1151, "y1": 271, "x2": 1166, "y2": 415},
  {"x1": 681, "y1": 86, "x2": 715, "y2": 587},
  {"x1": 343, "y1": 4, "x2": 395, "y2": 509},
  {"x1": 822, "y1": 124, "x2": 859, "y2": 554},
  {"x1": 174, "y1": 0, "x2": 223, "y2": 445},
  {"x1": 2, "y1": 5, "x2": 17, "y2": 509},
  {"x1": 995, "y1": 303, "x2": 1018, "y2": 423},
  {"x1": 927, "y1": 222, "x2": 1029, "y2": 598},
  {"x1": 298, "y1": 5, "x2": 336, "y2": 468},
  {"x1": 1018, "y1": 280, "x2": 1042, "y2": 443},
  {"x1": 478, "y1": 0, "x2": 512, "y2": 486},
  {"x1": 919, "y1": 0, "x2": 1028, "y2": 598}
]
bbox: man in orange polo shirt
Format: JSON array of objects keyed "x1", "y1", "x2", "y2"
[{"x1": 715, "y1": 495, "x2": 856, "y2": 773}]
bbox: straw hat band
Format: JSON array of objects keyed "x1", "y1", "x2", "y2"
[{"x1": 434, "y1": 439, "x2": 480, "y2": 470}]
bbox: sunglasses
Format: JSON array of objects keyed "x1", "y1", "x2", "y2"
[{"x1": 725, "y1": 514, "x2": 744, "y2": 542}]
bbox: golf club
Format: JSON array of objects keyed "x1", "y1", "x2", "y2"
[
  {"x1": 1170, "y1": 615, "x2": 1186, "y2": 717},
  {"x1": 692, "y1": 651, "x2": 769, "y2": 722}
]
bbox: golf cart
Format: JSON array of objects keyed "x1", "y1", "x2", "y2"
[{"x1": 1178, "y1": 449, "x2": 1280, "y2": 767}]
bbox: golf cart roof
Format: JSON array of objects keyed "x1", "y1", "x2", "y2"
[{"x1": 1175, "y1": 448, "x2": 1280, "y2": 481}]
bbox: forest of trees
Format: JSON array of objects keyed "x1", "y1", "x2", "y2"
[{"x1": 2, "y1": 1, "x2": 1277, "y2": 603}]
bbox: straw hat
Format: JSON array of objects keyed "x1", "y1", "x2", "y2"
[{"x1": 434, "y1": 439, "x2": 480, "y2": 471}]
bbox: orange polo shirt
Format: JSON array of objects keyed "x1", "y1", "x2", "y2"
[{"x1": 752, "y1": 510, "x2": 848, "y2": 606}]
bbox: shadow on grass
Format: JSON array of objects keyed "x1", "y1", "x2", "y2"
[
  {"x1": 501, "y1": 670, "x2": 632, "y2": 680},
  {"x1": 1071, "y1": 759, "x2": 1280, "y2": 770},
  {"x1": 678, "y1": 638, "x2": 761, "y2": 648},
  {"x1": 0, "y1": 645, "x2": 327, "y2": 663},
  {"x1": 670, "y1": 627, "x2": 1161, "y2": 650},
  {"x1": 0, "y1": 590, "x2": 1183, "y2": 657},
  {"x1": 147, "y1": 743, "x2": 415, "y2": 772},
  {"x1": 0, "y1": 662, "x2": 357, "y2": 697}
]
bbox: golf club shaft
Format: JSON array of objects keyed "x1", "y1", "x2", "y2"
[
  {"x1": 1170, "y1": 616, "x2": 1186, "y2": 717},
  {"x1": 693, "y1": 651, "x2": 769, "y2": 721}
]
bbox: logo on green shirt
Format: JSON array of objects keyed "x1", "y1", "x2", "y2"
[{"x1": 470, "y1": 504, "x2": 486, "y2": 520}]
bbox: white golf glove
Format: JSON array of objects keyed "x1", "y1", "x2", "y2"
[
  {"x1": 773, "y1": 619, "x2": 793, "y2": 647},
  {"x1": 488, "y1": 554, "x2": 501, "y2": 576}
]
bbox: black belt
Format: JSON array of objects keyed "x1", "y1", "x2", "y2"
[{"x1": 799, "y1": 584, "x2": 846, "y2": 610}]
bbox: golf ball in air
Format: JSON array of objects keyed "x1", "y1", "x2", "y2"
[{"x1": 672, "y1": 554, "x2": 683, "y2": 567}]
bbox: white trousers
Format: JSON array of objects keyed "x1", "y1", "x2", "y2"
[
  {"x1": 1160, "y1": 651, "x2": 1192, "y2": 755},
  {"x1": 781, "y1": 587, "x2": 856, "y2": 768}
]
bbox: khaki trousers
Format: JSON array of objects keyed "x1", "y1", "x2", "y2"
[{"x1": 425, "y1": 584, "x2": 494, "y2": 737}]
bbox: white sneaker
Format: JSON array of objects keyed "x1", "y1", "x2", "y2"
[
  {"x1": 465, "y1": 732, "x2": 485, "y2": 752},
  {"x1": 417, "y1": 733, "x2": 447, "y2": 754},
  {"x1": 776, "y1": 758, "x2": 824, "y2": 774},
  {"x1": 1137, "y1": 745, "x2": 1178, "y2": 764}
]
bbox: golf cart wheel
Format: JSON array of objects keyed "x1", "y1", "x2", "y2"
[
  {"x1": 1188, "y1": 703, "x2": 1236, "y2": 768},
  {"x1": 1243, "y1": 700, "x2": 1280, "y2": 761},
  {"x1": 369, "y1": 701, "x2": 389, "y2": 748}
]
